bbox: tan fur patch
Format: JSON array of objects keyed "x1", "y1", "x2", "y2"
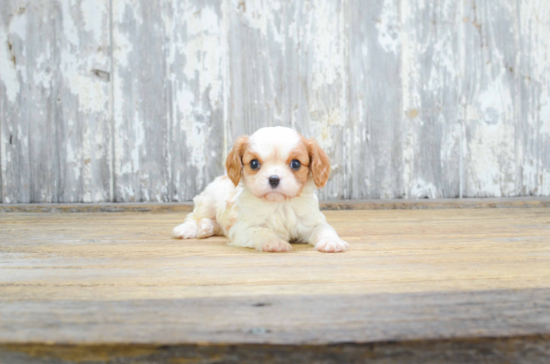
[
  {"x1": 242, "y1": 151, "x2": 263, "y2": 177},
  {"x1": 299, "y1": 135, "x2": 331, "y2": 188},
  {"x1": 225, "y1": 136, "x2": 249, "y2": 186},
  {"x1": 220, "y1": 189, "x2": 239, "y2": 233},
  {"x1": 287, "y1": 142, "x2": 310, "y2": 189}
]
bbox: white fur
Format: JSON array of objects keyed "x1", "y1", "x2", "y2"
[{"x1": 172, "y1": 127, "x2": 349, "y2": 253}]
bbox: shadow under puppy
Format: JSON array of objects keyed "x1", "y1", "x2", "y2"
[{"x1": 172, "y1": 126, "x2": 349, "y2": 253}]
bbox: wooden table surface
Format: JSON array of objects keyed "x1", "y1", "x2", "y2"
[{"x1": 1, "y1": 208, "x2": 550, "y2": 363}]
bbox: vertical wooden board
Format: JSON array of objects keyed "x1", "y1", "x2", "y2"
[
  {"x1": 112, "y1": 0, "x2": 170, "y2": 202},
  {"x1": 0, "y1": 2, "x2": 58, "y2": 203},
  {"x1": 517, "y1": 2, "x2": 550, "y2": 196},
  {"x1": 23, "y1": 3, "x2": 58, "y2": 203},
  {"x1": 226, "y1": 1, "x2": 291, "y2": 134},
  {"x1": 462, "y1": 0, "x2": 520, "y2": 197},
  {"x1": 166, "y1": 0, "x2": 226, "y2": 202},
  {"x1": 399, "y1": 0, "x2": 461, "y2": 199},
  {"x1": 348, "y1": 0, "x2": 402, "y2": 199},
  {"x1": 54, "y1": 0, "x2": 112, "y2": 202},
  {"x1": 0, "y1": 1, "x2": 111, "y2": 203},
  {"x1": 0, "y1": 103, "x2": 2, "y2": 203},
  {"x1": 0, "y1": 3, "x2": 9, "y2": 203},
  {"x1": 227, "y1": 0, "x2": 348, "y2": 199}
]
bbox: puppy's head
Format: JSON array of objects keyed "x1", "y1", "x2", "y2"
[{"x1": 225, "y1": 127, "x2": 330, "y2": 202}]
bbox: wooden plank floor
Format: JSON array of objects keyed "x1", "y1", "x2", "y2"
[{"x1": 1, "y1": 208, "x2": 550, "y2": 363}]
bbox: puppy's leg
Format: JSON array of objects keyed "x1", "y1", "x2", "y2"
[
  {"x1": 308, "y1": 223, "x2": 349, "y2": 253},
  {"x1": 172, "y1": 196, "x2": 217, "y2": 239},
  {"x1": 197, "y1": 218, "x2": 222, "y2": 239},
  {"x1": 172, "y1": 175, "x2": 235, "y2": 239},
  {"x1": 228, "y1": 223, "x2": 292, "y2": 252},
  {"x1": 171, "y1": 213, "x2": 199, "y2": 239}
]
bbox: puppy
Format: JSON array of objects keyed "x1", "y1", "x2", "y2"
[{"x1": 172, "y1": 127, "x2": 349, "y2": 253}]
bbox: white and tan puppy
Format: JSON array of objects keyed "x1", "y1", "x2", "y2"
[{"x1": 172, "y1": 127, "x2": 349, "y2": 253}]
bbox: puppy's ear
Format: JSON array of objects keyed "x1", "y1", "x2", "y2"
[
  {"x1": 226, "y1": 136, "x2": 249, "y2": 186},
  {"x1": 306, "y1": 138, "x2": 331, "y2": 188}
]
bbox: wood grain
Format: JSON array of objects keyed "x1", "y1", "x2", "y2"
[
  {"x1": 226, "y1": 0, "x2": 348, "y2": 200},
  {"x1": 1, "y1": 197, "x2": 549, "y2": 213},
  {"x1": 166, "y1": 0, "x2": 226, "y2": 202},
  {"x1": 1, "y1": 1, "x2": 550, "y2": 203},
  {"x1": 401, "y1": 0, "x2": 462, "y2": 199},
  {"x1": 56, "y1": 0, "x2": 112, "y2": 203},
  {"x1": 1, "y1": 208, "x2": 550, "y2": 361},
  {"x1": 517, "y1": 2, "x2": 550, "y2": 196},
  {"x1": 1, "y1": 209, "x2": 550, "y2": 342},
  {"x1": 1, "y1": 337, "x2": 550, "y2": 364},
  {"x1": 1, "y1": 1, "x2": 52, "y2": 203},
  {"x1": 462, "y1": 0, "x2": 519, "y2": 197},
  {"x1": 1, "y1": 290, "x2": 550, "y2": 345},
  {"x1": 0, "y1": 1, "x2": 112, "y2": 204},
  {"x1": 348, "y1": 0, "x2": 402, "y2": 199},
  {"x1": 111, "y1": 0, "x2": 170, "y2": 202},
  {"x1": 460, "y1": 0, "x2": 550, "y2": 198}
]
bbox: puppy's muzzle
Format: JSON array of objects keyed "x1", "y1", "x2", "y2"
[{"x1": 269, "y1": 175, "x2": 280, "y2": 188}]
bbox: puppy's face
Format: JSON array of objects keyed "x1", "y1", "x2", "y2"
[{"x1": 226, "y1": 127, "x2": 331, "y2": 202}]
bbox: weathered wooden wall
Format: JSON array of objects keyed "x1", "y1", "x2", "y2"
[{"x1": 1, "y1": 0, "x2": 549, "y2": 203}]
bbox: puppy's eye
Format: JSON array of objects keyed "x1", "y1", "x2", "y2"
[
  {"x1": 290, "y1": 159, "x2": 301, "y2": 171},
  {"x1": 250, "y1": 159, "x2": 260, "y2": 170}
]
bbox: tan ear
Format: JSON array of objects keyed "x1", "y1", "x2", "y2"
[
  {"x1": 225, "y1": 136, "x2": 249, "y2": 186},
  {"x1": 306, "y1": 138, "x2": 331, "y2": 188}
]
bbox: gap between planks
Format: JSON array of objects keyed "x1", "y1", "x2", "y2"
[{"x1": 0, "y1": 197, "x2": 549, "y2": 213}]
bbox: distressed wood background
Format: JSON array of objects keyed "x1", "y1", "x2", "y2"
[{"x1": 1, "y1": 0, "x2": 549, "y2": 203}]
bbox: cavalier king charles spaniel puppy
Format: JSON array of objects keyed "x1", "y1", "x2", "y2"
[{"x1": 172, "y1": 126, "x2": 349, "y2": 253}]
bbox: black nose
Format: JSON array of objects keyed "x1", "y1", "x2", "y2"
[{"x1": 269, "y1": 175, "x2": 280, "y2": 188}]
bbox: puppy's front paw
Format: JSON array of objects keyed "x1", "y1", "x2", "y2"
[
  {"x1": 259, "y1": 238, "x2": 293, "y2": 253},
  {"x1": 172, "y1": 222, "x2": 198, "y2": 239},
  {"x1": 197, "y1": 218, "x2": 219, "y2": 239},
  {"x1": 315, "y1": 237, "x2": 349, "y2": 253}
]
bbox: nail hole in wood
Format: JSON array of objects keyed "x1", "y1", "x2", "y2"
[
  {"x1": 92, "y1": 69, "x2": 110, "y2": 82},
  {"x1": 252, "y1": 302, "x2": 271, "y2": 307}
]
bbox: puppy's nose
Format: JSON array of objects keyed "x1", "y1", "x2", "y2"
[{"x1": 269, "y1": 175, "x2": 280, "y2": 188}]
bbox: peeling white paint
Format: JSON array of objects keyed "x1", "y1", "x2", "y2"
[
  {"x1": 66, "y1": 138, "x2": 81, "y2": 181},
  {"x1": 376, "y1": 0, "x2": 400, "y2": 54},
  {"x1": 113, "y1": 28, "x2": 133, "y2": 68},
  {"x1": 477, "y1": 73, "x2": 513, "y2": 125},
  {"x1": 0, "y1": 132, "x2": 6, "y2": 192},
  {"x1": 166, "y1": 1, "x2": 226, "y2": 197},
  {"x1": 1, "y1": 0, "x2": 549, "y2": 203},
  {"x1": 64, "y1": 71, "x2": 108, "y2": 113},
  {"x1": 0, "y1": 12, "x2": 26, "y2": 103},
  {"x1": 112, "y1": 1, "x2": 134, "y2": 68},
  {"x1": 410, "y1": 178, "x2": 437, "y2": 199},
  {"x1": 182, "y1": 32, "x2": 222, "y2": 105},
  {"x1": 32, "y1": 52, "x2": 53, "y2": 89},
  {"x1": 441, "y1": 124, "x2": 461, "y2": 165},
  {"x1": 131, "y1": 109, "x2": 144, "y2": 174},
  {"x1": 542, "y1": 171, "x2": 550, "y2": 196},
  {"x1": 400, "y1": 0, "x2": 420, "y2": 194},
  {"x1": 466, "y1": 122, "x2": 516, "y2": 197},
  {"x1": 80, "y1": 0, "x2": 105, "y2": 43},
  {"x1": 305, "y1": 0, "x2": 346, "y2": 162},
  {"x1": 82, "y1": 191, "x2": 92, "y2": 203},
  {"x1": 308, "y1": 1, "x2": 342, "y2": 91},
  {"x1": 233, "y1": 0, "x2": 267, "y2": 37},
  {"x1": 61, "y1": 1, "x2": 80, "y2": 46},
  {"x1": 0, "y1": 37, "x2": 19, "y2": 103}
]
